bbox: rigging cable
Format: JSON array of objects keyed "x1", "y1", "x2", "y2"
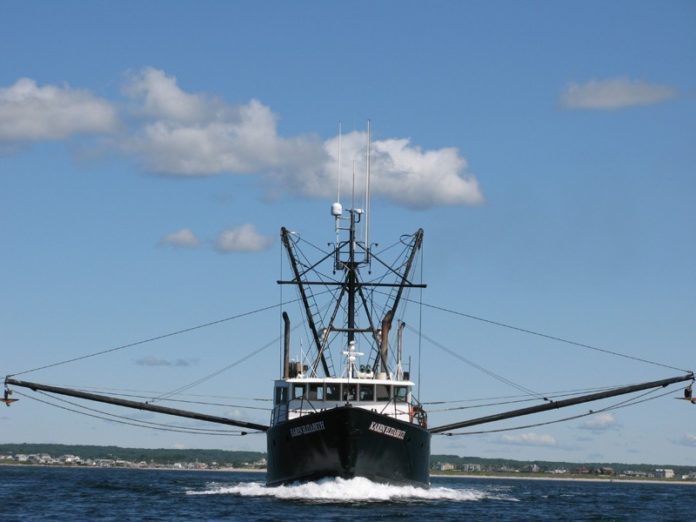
[
  {"x1": 50, "y1": 384, "x2": 271, "y2": 402},
  {"x1": 59, "y1": 390, "x2": 271, "y2": 411},
  {"x1": 295, "y1": 234, "x2": 332, "y2": 257},
  {"x1": 6, "y1": 293, "x2": 334, "y2": 380},
  {"x1": 7, "y1": 302, "x2": 288, "y2": 378},
  {"x1": 436, "y1": 386, "x2": 679, "y2": 436},
  {"x1": 417, "y1": 242, "x2": 424, "y2": 398},
  {"x1": 279, "y1": 228, "x2": 284, "y2": 378},
  {"x1": 33, "y1": 390, "x2": 244, "y2": 434},
  {"x1": 426, "y1": 385, "x2": 637, "y2": 412},
  {"x1": 287, "y1": 235, "x2": 345, "y2": 375},
  {"x1": 406, "y1": 324, "x2": 547, "y2": 401},
  {"x1": 372, "y1": 237, "x2": 406, "y2": 257},
  {"x1": 409, "y1": 299, "x2": 689, "y2": 373},
  {"x1": 149, "y1": 325, "x2": 300, "y2": 404},
  {"x1": 13, "y1": 390, "x2": 256, "y2": 437},
  {"x1": 423, "y1": 383, "x2": 622, "y2": 405}
]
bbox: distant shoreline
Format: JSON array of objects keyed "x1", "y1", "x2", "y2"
[
  {"x1": 3, "y1": 463, "x2": 694, "y2": 485},
  {"x1": 431, "y1": 473, "x2": 696, "y2": 486},
  {"x1": 0, "y1": 463, "x2": 265, "y2": 474}
]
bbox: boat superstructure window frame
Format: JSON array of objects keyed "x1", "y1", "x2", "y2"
[
  {"x1": 278, "y1": 377, "x2": 415, "y2": 423},
  {"x1": 282, "y1": 379, "x2": 411, "y2": 405},
  {"x1": 292, "y1": 384, "x2": 306, "y2": 399},
  {"x1": 326, "y1": 383, "x2": 340, "y2": 401},
  {"x1": 308, "y1": 383, "x2": 324, "y2": 401},
  {"x1": 359, "y1": 384, "x2": 375, "y2": 401},
  {"x1": 394, "y1": 386, "x2": 408, "y2": 402},
  {"x1": 275, "y1": 385, "x2": 288, "y2": 405},
  {"x1": 342, "y1": 383, "x2": 357, "y2": 401}
]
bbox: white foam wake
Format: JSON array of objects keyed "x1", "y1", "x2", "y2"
[{"x1": 187, "y1": 476, "x2": 513, "y2": 503}]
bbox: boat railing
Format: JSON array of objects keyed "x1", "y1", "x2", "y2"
[{"x1": 409, "y1": 396, "x2": 428, "y2": 428}]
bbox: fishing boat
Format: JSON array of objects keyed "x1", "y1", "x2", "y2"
[
  {"x1": 266, "y1": 204, "x2": 430, "y2": 486},
  {"x1": 4, "y1": 127, "x2": 694, "y2": 488}
]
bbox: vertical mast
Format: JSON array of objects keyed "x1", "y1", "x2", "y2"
[{"x1": 347, "y1": 209, "x2": 357, "y2": 345}]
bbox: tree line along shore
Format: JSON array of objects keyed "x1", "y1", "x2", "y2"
[{"x1": 1, "y1": 443, "x2": 695, "y2": 482}]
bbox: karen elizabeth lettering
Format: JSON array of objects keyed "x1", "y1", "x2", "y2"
[
  {"x1": 368, "y1": 421, "x2": 406, "y2": 440},
  {"x1": 289, "y1": 420, "x2": 326, "y2": 438}
]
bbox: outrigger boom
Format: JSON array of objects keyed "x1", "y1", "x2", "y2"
[
  {"x1": 5, "y1": 371, "x2": 692, "y2": 436},
  {"x1": 4, "y1": 377, "x2": 268, "y2": 432},
  {"x1": 429, "y1": 372, "x2": 694, "y2": 433}
]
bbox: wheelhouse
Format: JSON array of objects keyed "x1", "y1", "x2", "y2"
[{"x1": 271, "y1": 377, "x2": 419, "y2": 425}]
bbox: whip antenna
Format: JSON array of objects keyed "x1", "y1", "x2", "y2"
[
  {"x1": 364, "y1": 120, "x2": 372, "y2": 261},
  {"x1": 336, "y1": 121, "x2": 342, "y2": 203}
]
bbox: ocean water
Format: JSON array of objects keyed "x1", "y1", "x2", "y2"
[{"x1": 0, "y1": 466, "x2": 694, "y2": 521}]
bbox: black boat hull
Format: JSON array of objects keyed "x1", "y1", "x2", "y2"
[{"x1": 266, "y1": 405, "x2": 431, "y2": 487}]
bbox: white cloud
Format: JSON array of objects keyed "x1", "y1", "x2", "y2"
[
  {"x1": 579, "y1": 412, "x2": 620, "y2": 431},
  {"x1": 300, "y1": 131, "x2": 484, "y2": 209},
  {"x1": 0, "y1": 78, "x2": 118, "y2": 141},
  {"x1": 122, "y1": 68, "x2": 483, "y2": 209},
  {"x1": 560, "y1": 77, "x2": 677, "y2": 110},
  {"x1": 161, "y1": 225, "x2": 274, "y2": 254},
  {"x1": 674, "y1": 433, "x2": 696, "y2": 447},
  {"x1": 216, "y1": 224, "x2": 274, "y2": 252},
  {"x1": 1, "y1": 69, "x2": 485, "y2": 209},
  {"x1": 123, "y1": 67, "x2": 208, "y2": 123},
  {"x1": 122, "y1": 68, "x2": 299, "y2": 175},
  {"x1": 135, "y1": 356, "x2": 197, "y2": 367},
  {"x1": 160, "y1": 228, "x2": 201, "y2": 248},
  {"x1": 499, "y1": 432, "x2": 557, "y2": 447}
]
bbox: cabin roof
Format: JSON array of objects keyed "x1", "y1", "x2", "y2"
[{"x1": 275, "y1": 377, "x2": 414, "y2": 386}]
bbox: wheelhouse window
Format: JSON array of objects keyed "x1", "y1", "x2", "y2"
[
  {"x1": 308, "y1": 383, "x2": 324, "y2": 401},
  {"x1": 394, "y1": 386, "x2": 408, "y2": 402},
  {"x1": 275, "y1": 386, "x2": 288, "y2": 404},
  {"x1": 376, "y1": 384, "x2": 390, "y2": 401},
  {"x1": 326, "y1": 384, "x2": 340, "y2": 401},
  {"x1": 343, "y1": 384, "x2": 357, "y2": 401},
  {"x1": 293, "y1": 384, "x2": 306, "y2": 399},
  {"x1": 359, "y1": 384, "x2": 374, "y2": 401}
]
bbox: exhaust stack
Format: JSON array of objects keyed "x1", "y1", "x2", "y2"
[
  {"x1": 380, "y1": 310, "x2": 394, "y2": 376},
  {"x1": 283, "y1": 312, "x2": 291, "y2": 379},
  {"x1": 397, "y1": 321, "x2": 405, "y2": 380}
]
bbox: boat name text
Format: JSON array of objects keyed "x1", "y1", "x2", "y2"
[
  {"x1": 290, "y1": 420, "x2": 326, "y2": 438},
  {"x1": 369, "y1": 421, "x2": 406, "y2": 440}
]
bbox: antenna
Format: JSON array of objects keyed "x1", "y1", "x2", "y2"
[
  {"x1": 332, "y1": 122, "x2": 343, "y2": 247},
  {"x1": 336, "y1": 121, "x2": 342, "y2": 203},
  {"x1": 351, "y1": 158, "x2": 356, "y2": 211},
  {"x1": 364, "y1": 120, "x2": 372, "y2": 261}
]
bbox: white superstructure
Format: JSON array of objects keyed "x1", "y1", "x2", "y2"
[{"x1": 271, "y1": 376, "x2": 416, "y2": 424}]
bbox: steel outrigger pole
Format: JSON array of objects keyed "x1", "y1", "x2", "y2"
[
  {"x1": 4, "y1": 377, "x2": 269, "y2": 432},
  {"x1": 429, "y1": 372, "x2": 694, "y2": 434}
]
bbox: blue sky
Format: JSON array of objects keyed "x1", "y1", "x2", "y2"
[{"x1": 1, "y1": 1, "x2": 695, "y2": 465}]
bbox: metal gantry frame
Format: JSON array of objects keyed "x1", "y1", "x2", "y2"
[{"x1": 278, "y1": 208, "x2": 425, "y2": 379}]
